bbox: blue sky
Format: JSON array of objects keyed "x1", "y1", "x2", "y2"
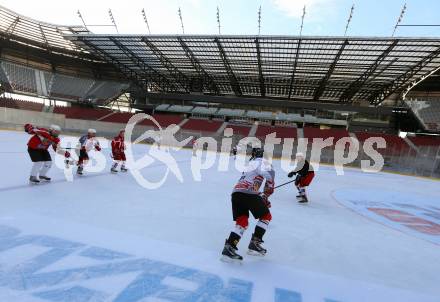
[{"x1": 1, "y1": 0, "x2": 440, "y2": 37}]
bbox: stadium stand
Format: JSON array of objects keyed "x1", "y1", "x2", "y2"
[
  {"x1": 0, "y1": 63, "x2": 9, "y2": 86},
  {"x1": 255, "y1": 125, "x2": 298, "y2": 139},
  {"x1": 246, "y1": 110, "x2": 274, "y2": 120},
  {"x1": 167, "y1": 105, "x2": 193, "y2": 113},
  {"x1": 225, "y1": 124, "x2": 251, "y2": 137},
  {"x1": 50, "y1": 74, "x2": 94, "y2": 101},
  {"x1": 191, "y1": 106, "x2": 218, "y2": 115},
  {"x1": 151, "y1": 114, "x2": 183, "y2": 127},
  {"x1": 303, "y1": 127, "x2": 349, "y2": 143},
  {"x1": 181, "y1": 119, "x2": 223, "y2": 133},
  {"x1": 0, "y1": 61, "x2": 128, "y2": 103},
  {"x1": 408, "y1": 135, "x2": 440, "y2": 146},
  {"x1": 1, "y1": 61, "x2": 37, "y2": 94},
  {"x1": 53, "y1": 106, "x2": 112, "y2": 120},
  {"x1": 277, "y1": 112, "x2": 302, "y2": 122},
  {"x1": 406, "y1": 99, "x2": 440, "y2": 132},
  {"x1": 0, "y1": 96, "x2": 43, "y2": 111},
  {"x1": 217, "y1": 108, "x2": 246, "y2": 118},
  {"x1": 355, "y1": 131, "x2": 411, "y2": 154},
  {"x1": 155, "y1": 104, "x2": 170, "y2": 111},
  {"x1": 86, "y1": 81, "x2": 129, "y2": 102},
  {"x1": 99, "y1": 112, "x2": 183, "y2": 127}
]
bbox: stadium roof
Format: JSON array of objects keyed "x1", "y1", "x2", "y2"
[
  {"x1": 0, "y1": 5, "x2": 89, "y2": 54},
  {"x1": 67, "y1": 34, "x2": 440, "y2": 105}
]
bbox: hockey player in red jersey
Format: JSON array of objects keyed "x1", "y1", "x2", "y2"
[
  {"x1": 25, "y1": 123, "x2": 70, "y2": 183},
  {"x1": 110, "y1": 129, "x2": 128, "y2": 173},
  {"x1": 221, "y1": 148, "x2": 275, "y2": 262},
  {"x1": 288, "y1": 153, "x2": 315, "y2": 203},
  {"x1": 77, "y1": 129, "x2": 101, "y2": 175}
]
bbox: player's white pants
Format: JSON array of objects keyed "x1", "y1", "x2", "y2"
[
  {"x1": 39, "y1": 161, "x2": 52, "y2": 177},
  {"x1": 30, "y1": 162, "x2": 44, "y2": 177}
]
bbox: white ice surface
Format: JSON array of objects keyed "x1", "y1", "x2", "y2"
[{"x1": 0, "y1": 130, "x2": 439, "y2": 302}]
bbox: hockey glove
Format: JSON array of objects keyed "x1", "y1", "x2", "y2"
[
  {"x1": 287, "y1": 171, "x2": 296, "y2": 178},
  {"x1": 95, "y1": 145, "x2": 101, "y2": 151},
  {"x1": 263, "y1": 180, "x2": 274, "y2": 196},
  {"x1": 261, "y1": 194, "x2": 272, "y2": 208},
  {"x1": 64, "y1": 151, "x2": 71, "y2": 158}
]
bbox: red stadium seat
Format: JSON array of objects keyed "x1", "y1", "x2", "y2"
[
  {"x1": 255, "y1": 125, "x2": 298, "y2": 139},
  {"x1": 53, "y1": 106, "x2": 112, "y2": 120},
  {"x1": 408, "y1": 136, "x2": 440, "y2": 146},
  {"x1": 303, "y1": 127, "x2": 349, "y2": 143},
  {"x1": 181, "y1": 119, "x2": 223, "y2": 132},
  {"x1": 355, "y1": 132, "x2": 411, "y2": 154},
  {"x1": 0, "y1": 97, "x2": 43, "y2": 112},
  {"x1": 225, "y1": 124, "x2": 251, "y2": 136}
]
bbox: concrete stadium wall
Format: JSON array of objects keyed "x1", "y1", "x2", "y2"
[
  {"x1": 0, "y1": 107, "x2": 157, "y2": 138},
  {"x1": 0, "y1": 107, "x2": 65, "y2": 128}
]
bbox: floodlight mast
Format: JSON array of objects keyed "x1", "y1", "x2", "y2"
[
  {"x1": 344, "y1": 4, "x2": 354, "y2": 36},
  {"x1": 108, "y1": 8, "x2": 119, "y2": 34},
  {"x1": 141, "y1": 9, "x2": 151, "y2": 34},
  {"x1": 76, "y1": 9, "x2": 116, "y2": 31},
  {"x1": 299, "y1": 5, "x2": 306, "y2": 37},
  {"x1": 76, "y1": 10, "x2": 88, "y2": 30},
  {"x1": 258, "y1": 5, "x2": 262, "y2": 36},
  {"x1": 216, "y1": 6, "x2": 221, "y2": 35},
  {"x1": 178, "y1": 7, "x2": 185, "y2": 34},
  {"x1": 392, "y1": 2, "x2": 407, "y2": 37}
]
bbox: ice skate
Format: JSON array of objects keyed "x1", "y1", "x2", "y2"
[
  {"x1": 297, "y1": 195, "x2": 308, "y2": 203},
  {"x1": 221, "y1": 240, "x2": 243, "y2": 263},
  {"x1": 39, "y1": 176, "x2": 51, "y2": 181},
  {"x1": 29, "y1": 176, "x2": 40, "y2": 184},
  {"x1": 247, "y1": 236, "x2": 267, "y2": 256},
  {"x1": 77, "y1": 166, "x2": 83, "y2": 175}
]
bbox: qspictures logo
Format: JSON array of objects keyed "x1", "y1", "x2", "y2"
[{"x1": 121, "y1": 114, "x2": 387, "y2": 189}]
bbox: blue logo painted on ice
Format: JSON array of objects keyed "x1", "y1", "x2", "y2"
[{"x1": 0, "y1": 225, "x2": 318, "y2": 302}]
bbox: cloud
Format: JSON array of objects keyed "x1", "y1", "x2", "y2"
[{"x1": 271, "y1": 0, "x2": 339, "y2": 19}]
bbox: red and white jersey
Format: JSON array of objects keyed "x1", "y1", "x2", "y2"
[
  {"x1": 111, "y1": 135, "x2": 125, "y2": 154},
  {"x1": 79, "y1": 135, "x2": 100, "y2": 152},
  {"x1": 233, "y1": 158, "x2": 275, "y2": 195},
  {"x1": 27, "y1": 128, "x2": 59, "y2": 151}
]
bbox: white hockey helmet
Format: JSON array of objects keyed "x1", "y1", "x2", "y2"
[
  {"x1": 49, "y1": 124, "x2": 61, "y2": 132},
  {"x1": 88, "y1": 128, "x2": 97, "y2": 134},
  {"x1": 49, "y1": 125, "x2": 61, "y2": 137}
]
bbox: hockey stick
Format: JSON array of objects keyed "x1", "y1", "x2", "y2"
[{"x1": 274, "y1": 179, "x2": 295, "y2": 189}]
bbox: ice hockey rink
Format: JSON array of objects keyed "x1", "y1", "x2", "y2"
[{"x1": 0, "y1": 129, "x2": 439, "y2": 302}]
